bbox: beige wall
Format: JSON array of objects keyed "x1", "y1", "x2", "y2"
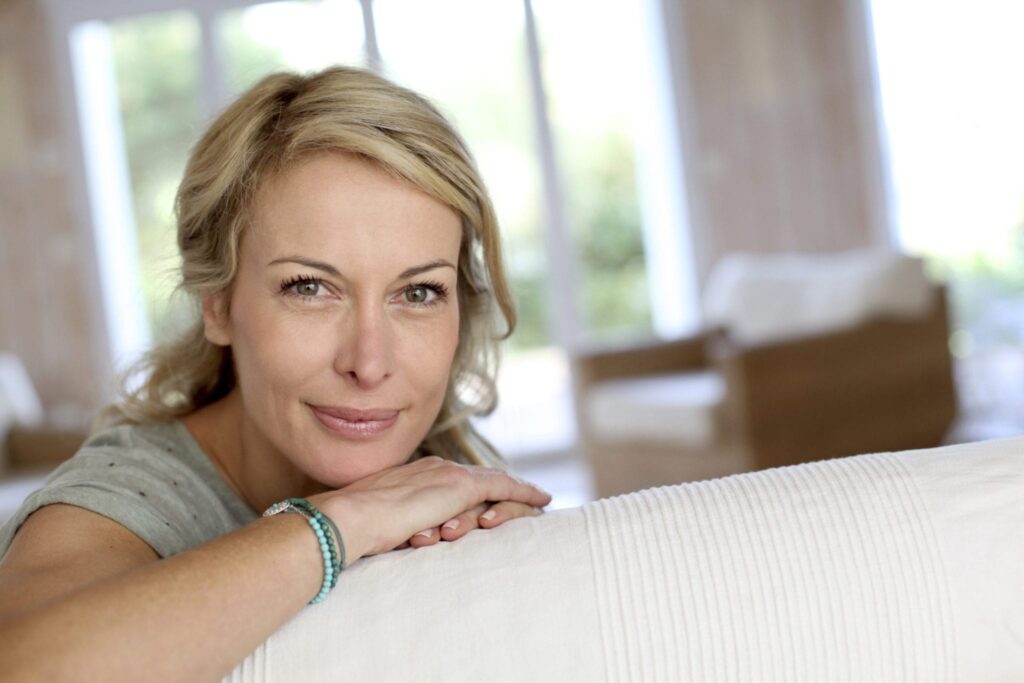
[
  {"x1": 0, "y1": 0, "x2": 110, "y2": 425},
  {"x1": 666, "y1": 0, "x2": 889, "y2": 282}
]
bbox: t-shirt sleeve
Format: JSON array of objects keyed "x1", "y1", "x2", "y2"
[
  {"x1": 0, "y1": 440, "x2": 237, "y2": 560},
  {"x1": 4, "y1": 478, "x2": 184, "y2": 558}
]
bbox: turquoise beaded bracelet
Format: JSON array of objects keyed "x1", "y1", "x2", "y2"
[
  {"x1": 286, "y1": 498, "x2": 347, "y2": 590},
  {"x1": 263, "y1": 497, "x2": 346, "y2": 604}
]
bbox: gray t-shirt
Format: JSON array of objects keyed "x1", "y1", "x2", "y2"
[{"x1": 0, "y1": 420, "x2": 258, "y2": 560}]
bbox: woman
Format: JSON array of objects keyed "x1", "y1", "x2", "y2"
[{"x1": 0, "y1": 66, "x2": 551, "y2": 680}]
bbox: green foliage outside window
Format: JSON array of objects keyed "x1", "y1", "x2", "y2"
[
  {"x1": 569, "y1": 131, "x2": 652, "y2": 344},
  {"x1": 928, "y1": 213, "x2": 1024, "y2": 351},
  {"x1": 110, "y1": 12, "x2": 201, "y2": 342}
]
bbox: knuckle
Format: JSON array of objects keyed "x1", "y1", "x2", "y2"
[{"x1": 440, "y1": 463, "x2": 472, "y2": 483}]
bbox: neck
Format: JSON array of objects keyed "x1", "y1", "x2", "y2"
[{"x1": 182, "y1": 390, "x2": 326, "y2": 513}]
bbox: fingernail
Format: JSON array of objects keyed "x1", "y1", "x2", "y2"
[
  {"x1": 415, "y1": 529, "x2": 432, "y2": 538},
  {"x1": 480, "y1": 509, "x2": 497, "y2": 521},
  {"x1": 442, "y1": 519, "x2": 460, "y2": 531}
]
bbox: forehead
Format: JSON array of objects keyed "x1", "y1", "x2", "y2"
[{"x1": 246, "y1": 152, "x2": 463, "y2": 265}]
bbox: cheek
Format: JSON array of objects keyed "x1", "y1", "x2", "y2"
[
  {"x1": 230, "y1": 300, "x2": 330, "y2": 395},
  {"x1": 399, "y1": 313, "x2": 460, "y2": 394}
]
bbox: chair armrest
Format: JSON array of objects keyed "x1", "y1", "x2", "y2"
[
  {"x1": 572, "y1": 333, "x2": 712, "y2": 387},
  {"x1": 3, "y1": 426, "x2": 87, "y2": 470}
]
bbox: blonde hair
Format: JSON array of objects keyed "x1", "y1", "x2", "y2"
[{"x1": 103, "y1": 66, "x2": 515, "y2": 467}]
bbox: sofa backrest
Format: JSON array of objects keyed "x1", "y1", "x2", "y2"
[{"x1": 226, "y1": 437, "x2": 1024, "y2": 682}]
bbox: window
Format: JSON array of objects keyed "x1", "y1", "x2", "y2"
[
  {"x1": 533, "y1": 0, "x2": 654, "y2": 344},
  {"x1": 219, "y1": 1, "x2": 365, "y2": 96},
  {"x1": 870, "y1": 0, "x2": 1024, "y2": 429},
  {"x1": 107, "y1": 11, "x2": 202, "y2": 342}
]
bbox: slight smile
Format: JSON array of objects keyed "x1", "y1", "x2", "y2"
[{"x1": 308, "y1": 404, "x2": 401, "y2": 439}]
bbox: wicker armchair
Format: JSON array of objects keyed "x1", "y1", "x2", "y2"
[{"x1": 573, "y1": 287, "x2": 958, "y2": 498}]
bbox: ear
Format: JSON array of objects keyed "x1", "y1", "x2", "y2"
[{"x1": 201, "y1": 292, "x2": 232, "y2": 346}]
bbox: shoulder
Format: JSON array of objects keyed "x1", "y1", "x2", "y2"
[
  {"x1": 70, "y1": 421, "x2": 210, "y2": 491},
  {"x1": 0, "y1": 421, "x2": 255, "y2": 561},
  {"x1": 0, "y1": 502, "x2": 159, "y2": 615},
  {"x1": 46, "y1": 422, "x2": 220, "y2": 518}
]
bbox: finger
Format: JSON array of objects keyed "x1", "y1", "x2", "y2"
[
  {"x1": 469, "y1": 469, "x2": 552, "y2": 510},
  {"x1": 439, "y1": 503, "x2": 488, "y2": 542},
  {"x1": 410, "y1": 457, "x2": 552, "y2": 509},
  {"x1": 478, "y1": 501, "x2": 544, "y2": 529},
  {"x1": 408, "y1": 527, "x2": 440, "y2": 547}
]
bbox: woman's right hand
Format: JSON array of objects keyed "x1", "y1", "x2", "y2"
[{"x1": 309, "y1": 456, "x2": 551, "y2": 562}]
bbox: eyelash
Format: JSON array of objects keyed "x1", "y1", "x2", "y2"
[
  {"x1": 406, "y1": 280, "x2": 450, "y2": 307},
  {"x1": 279, "y1": 275, "x2": 328, "y2": 302},
  {"x1": 278, "y1": 275, "x2": 450, "y2": 306}
]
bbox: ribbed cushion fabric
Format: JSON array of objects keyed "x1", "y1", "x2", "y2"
[
  {"x1": 226, "y1": 438, "x2": 1024, "y2": 682},
  {"x1": 586, "y1": 455, "x2": 956, "y2": 681}
]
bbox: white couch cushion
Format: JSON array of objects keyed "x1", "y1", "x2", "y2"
[
  {"x1": 702, "y1": 249, "x2": 933, "y2": 345},
  {"x1": 226, "y1": 437, "x2": 1024, "y2": 682},
  {"x1": 584, "y1": 370, "x2": 725, "y2": 445}
]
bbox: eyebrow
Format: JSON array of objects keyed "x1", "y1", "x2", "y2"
[{"x1": 267, "y1": 256, "x2": 456, "y2": 280}]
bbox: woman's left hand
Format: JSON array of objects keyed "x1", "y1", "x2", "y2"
[{"x1": 405, "y1": 501, "x2": 544, "y2": 548}]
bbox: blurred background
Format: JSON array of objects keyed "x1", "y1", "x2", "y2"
[{"x1": 1, "y1": 0, "x2": 1022, "y2": 513}]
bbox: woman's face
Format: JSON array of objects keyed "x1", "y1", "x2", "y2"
[{"x1": 203, "y1": 152, "x2": 462, "y2": 487}]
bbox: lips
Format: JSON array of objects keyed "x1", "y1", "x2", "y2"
[
  {"x1": 311, "y1": 405, "x2": 399, "y2": 422},
  {"x1": 308, "y1": 404, "x2": 400, "y2": 439}
]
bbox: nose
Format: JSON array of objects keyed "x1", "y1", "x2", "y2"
[{"x1": 333, "y1": 303, "x2": 393, "y2": 389}]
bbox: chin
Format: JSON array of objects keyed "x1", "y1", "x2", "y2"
[{"x1": 303, "y1": 438, "x2": 418, "y2": 488}]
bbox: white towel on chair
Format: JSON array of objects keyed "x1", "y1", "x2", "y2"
[{"x1": 226, "y1": 437, "x2": 1024, "y2": 682}]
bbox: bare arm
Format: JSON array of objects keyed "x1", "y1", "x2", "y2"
[
  {"x1": 0, "y1": 504, "x2": 321, "y2": 682},
  {"x1": 0, "y1": 457, "x2": 551, "y2": 682}
]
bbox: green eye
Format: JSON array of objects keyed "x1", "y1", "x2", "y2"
[
  {"x1": 405, "y1": 286, "x2": 429, "y2": 303},
  {"x1": 279, "y1": 275, "x2": 327, "y2": 300},
  {"x1": 398, "y1": 282, "x2": 447, "y2": 306},
  {"x1": 296, "y1": 281, "x2": 320, "y2": 297}
]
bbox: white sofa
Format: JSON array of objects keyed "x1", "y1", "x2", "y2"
[{"x1": 227, "y1": 436, "x2": 1024, "y2": 682}]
